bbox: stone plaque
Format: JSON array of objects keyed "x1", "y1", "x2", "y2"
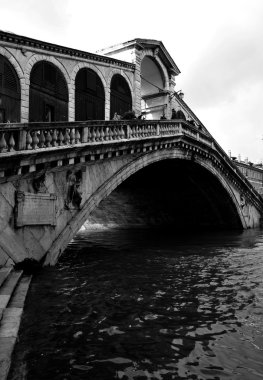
[{"x1": 16, "y1": 191, "x2": 57, "y2": 227}]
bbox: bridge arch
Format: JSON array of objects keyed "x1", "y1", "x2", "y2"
[{"x1": 45, "y1": 149, "x2": 246, "y2": 265}]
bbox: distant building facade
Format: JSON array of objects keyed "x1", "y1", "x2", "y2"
[
  {"x1": 234, "y1": 159, "x2": 263, "y2": 196},
  {"x1": 0, "y1": 31, "x2": 204, "y2": 127}
]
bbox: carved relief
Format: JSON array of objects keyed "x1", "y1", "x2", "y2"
[
  {"x1": 240, "y1": 194, "x2": 249, "y2": 217},
  {"x1": 65, "y1": 170, "x2": 82, "y2": 210},
  {"x1": 153, "y1": 48, "x2": 159, "y2": 57},
  {"x1": 32, "y1": 174, "x2": 47, "y2": 193}
]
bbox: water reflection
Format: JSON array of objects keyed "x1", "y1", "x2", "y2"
[{"x1": 9, "y1": 228, "x2": 263, "y2": 380}]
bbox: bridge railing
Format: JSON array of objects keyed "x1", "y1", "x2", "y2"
[{"x1": 0, "y1": 120, "x2": 212, "y2": 153}]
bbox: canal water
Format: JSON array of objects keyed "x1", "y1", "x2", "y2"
[{"x1": 9, "y1": 227, "x2": 263, "y2": 380}]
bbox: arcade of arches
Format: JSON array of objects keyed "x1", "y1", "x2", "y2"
[{"x1": 0, "y1": 55, "x2": 135, "y2": 123}]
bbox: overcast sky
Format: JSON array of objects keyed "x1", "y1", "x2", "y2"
[{"x1": 1, "y1": 0, "x2": 263, "y2": 162}]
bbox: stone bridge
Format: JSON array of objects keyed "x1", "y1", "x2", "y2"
[{"x1": 0, "y1": 119, "x2": 262, "y2": 266}]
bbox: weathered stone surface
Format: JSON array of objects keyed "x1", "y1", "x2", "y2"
[{"x1": 0, "y1": 226, "x2": 28, "y2": 263}]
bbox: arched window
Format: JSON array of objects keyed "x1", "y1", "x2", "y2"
[
  {"x1": 75, "y1": 68, "x2": 105, "y2": 121},
  {"x1": 0, "y1": 54, "x2": 21, "y2": 123},
  {"x1": 29, "y1": 61, "x2": 68, "y2": 122},
  {"x1": 110, "y1": 74, "x2": 132, "y2": 119}
]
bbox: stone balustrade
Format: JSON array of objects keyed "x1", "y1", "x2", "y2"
[{"x1": 0, "y1": 119, "x2": 212, "y2": 154}]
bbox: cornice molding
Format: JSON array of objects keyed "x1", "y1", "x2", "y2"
[{"x1": 0, "y1": 30, "x2": 135, "y2": 70}]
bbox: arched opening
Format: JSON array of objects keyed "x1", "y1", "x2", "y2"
[
  {"x1": 110, "y1": 74, "x2": 132, "y2": 119},
  {"x1": 29, "y1": 61, "x2": 68, "y2": 122},
  {"x1": 87, "y1": 160, "x2": 242, "y2": 230},
  {"x1": 0, "y1": 54, "x2": 21, "y2": 123},
  {"x1": 141, "y1": 56, "x2": 166, "y2": 120},
  {"x1": 75, "y1": 68, "x2": 105, "y2": 121}
]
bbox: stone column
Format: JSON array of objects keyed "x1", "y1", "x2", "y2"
[
  {"x1": 168, "y1": 72, "x2": 176, "y2": 119},
  {"x1": 105, "y1": 86, "x2": 110, "y2": 120},
  {"x1": 68, "y1": 85, "x2": 75, "y2": 121},
  {"x1": 131, "y1": 47, "x2": 142, "y2": 117},
  {"x1": 21, "y1": 78, "x2": 29, "y2": 122}
]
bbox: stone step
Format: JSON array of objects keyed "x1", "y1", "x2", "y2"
[
  {"x1": 0, "y1": 274, "x2": 32, "y2": 380},
  {"x1": 0, "y1": 268, "x2": 12, "y2": 289},
  {"x1": 0, "y1": 271, "x2": 23, "y2": 310}
]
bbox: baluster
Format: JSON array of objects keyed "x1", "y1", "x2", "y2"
[
  {"x1": 120, "y1": 125, "x2": 125, "y2": 139},
  {"x1": 117, "y1": 126, "x2": 122, "y2": 139},
  {"x1": 147, "y1": 125, "x2": 151, "y2": 136},
  {"x1": 8, "y1": 132, "x2": 15, "y2": 152},
  {"x1": 52, "y1": 129, "x2": 58, "y2": 147},
  {"x1": 75, "y1": 129, "x2": 80, "y2": 144},
  {"x1": 86, "y1": 127, "x2": 91, "y2": 142},
  {"x1": 147, "y1": 125, "x2": 151, "y2": 137},
  {"x1": 109, "y1": 127, "x2": 114, "y2": 140},
  {"x1": 64, "y1": 129, "x2": 70, "y2": 145},
  {"x1": 90, "y1": 127, "x2": 96, "y2": 142},
  {"x1": 32, "y1": 131, "x2": 39, "y2": 149},
  {"x1": 26, "y1": 131, "x2": 32, "y2": 150},
  {"x1": 100, "y1": 127, "x2": 105, "y2": 141},
  {"x1": 58, "y1": 130, "x2": 64, "y2": 146},
  {"x1": 143, "y1": 125, "x2": 147, "y2": 137},
  {"x1": 45, "y1": 130, "x2": 52, "y2": 147},
  {"x1": 105, "y1": 127, "x2": 109, "y2": 141},
  {"x1": 70, "y1": 128, "x2": 75, "y2": 144},
  {"x1": 39, "y1": 130, "x2": 45, "y2": 148},
  {"x1": 112, "y1": 127, "x2": 116, "y2": 140},
  {"x1": 0, "y1": 132, "x2": 7, "y2": 152},
  {"x1": 95, "y1": 127, "x2": 100, "y2": 142},
  {"x1": 114, "y1": 126, "x2": 119, "y2": 140}
]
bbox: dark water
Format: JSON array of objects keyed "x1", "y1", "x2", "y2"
[{"x1": 9, "y1": 227, "x2": 263, "y2": 380}]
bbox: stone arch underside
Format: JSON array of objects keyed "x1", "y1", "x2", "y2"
[{"x1": 45, "y1": 150, "x2": 246, "y2": 265}]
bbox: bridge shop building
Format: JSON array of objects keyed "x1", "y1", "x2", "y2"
[{"x1": 0, "y1": 31, "x2": 201, "y2": 125}]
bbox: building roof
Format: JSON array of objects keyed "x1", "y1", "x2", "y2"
[{"x1": 0, "y1": 30, "x2": 135, "y2": 70}]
